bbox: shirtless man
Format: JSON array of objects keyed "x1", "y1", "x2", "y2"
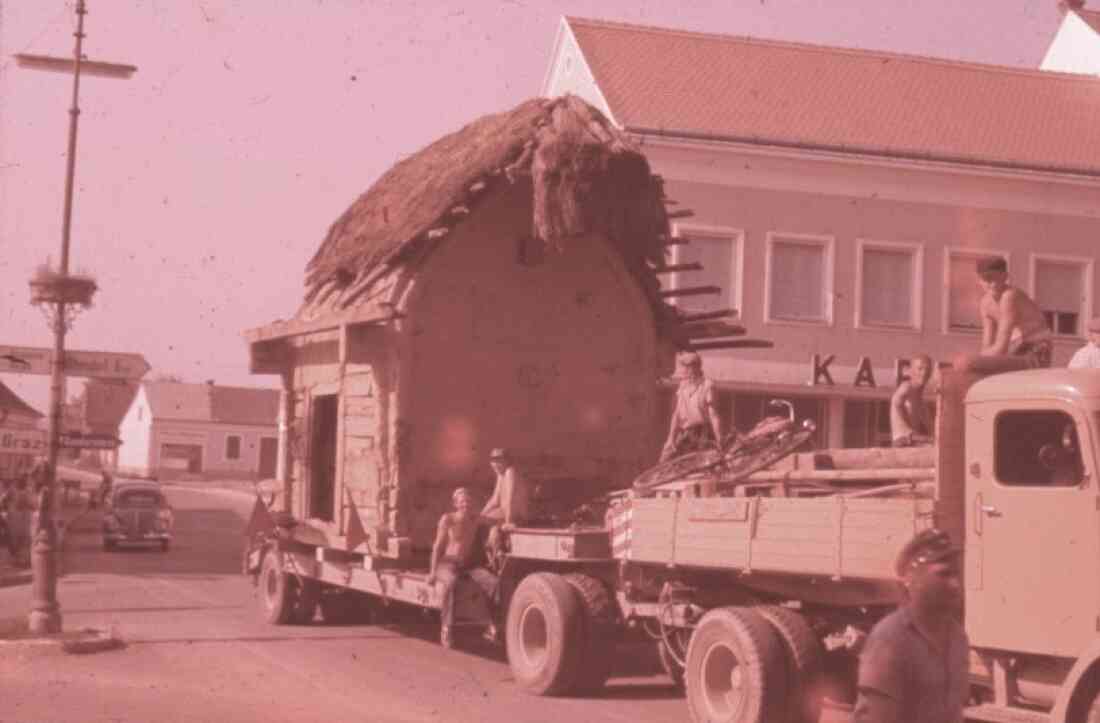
[
  {"x1": 427, "y1": 487, "x2": 498, "y2": 648},
  {"x1": 481, "y1": 448, "x2": 532, "y2": 559},
  {"x1": 956, "y1": 256, "x2": 1052, "y2": 373},
  {"x1": 890, "y1": 354, "x2": 934, "y2": 447},
  {"x1": 660, "y1": 351, "x2": 724, "y2": 462}
]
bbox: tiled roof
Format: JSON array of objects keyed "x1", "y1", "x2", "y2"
[
  {"x1": 0, "y1": 380, "x2": 42, "y2": 419},
  {"x1": 1077, "y1": 8, "x2": 1100, "y2": 35},
  {"x1": 144, "y1": 382, "x2": 277, "y2": 427},
  {"x1": 566, "y1": 17, "x2": 1100, "y2": 175}
]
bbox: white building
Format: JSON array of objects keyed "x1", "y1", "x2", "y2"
[
  {"x1": 117, "y1": 381, "x2": 279, "y2": 481},
  {"x1": 1042, "y1": 3, "x2": 1100, "y2": 74},
  {"x1": 544, "y1": 16, "x2": 1100, "y2": 448}
]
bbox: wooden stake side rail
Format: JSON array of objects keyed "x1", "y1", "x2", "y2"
[{"x1": 282, "y1": 547, "x2": 442, "y2": 610}]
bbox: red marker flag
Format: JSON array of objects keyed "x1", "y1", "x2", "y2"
[
  {"x1": 244, "y1": 495, "x2": 275, "y2": 539},
  {"x1": 345, "y1": 487, "x2": 368, "y2": 552}
]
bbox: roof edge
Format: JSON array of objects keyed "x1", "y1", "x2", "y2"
[{"x1": 561, "y1": 17, "x2": 619, "y2": 125}]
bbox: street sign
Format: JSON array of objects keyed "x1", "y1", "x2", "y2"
[
  {"x1": 0, "y1": 428, "x2": 47, "y2": 455},
  {"x1": 0, "y1": 345, "x2": 150, "y2": 380},
  {"x1": 60, "y1": 432, "x2": 121, "y2": 450}
]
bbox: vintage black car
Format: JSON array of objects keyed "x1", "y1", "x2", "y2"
[{"x1": 102, "y1": 481, "x2": 173, "y2": 552}]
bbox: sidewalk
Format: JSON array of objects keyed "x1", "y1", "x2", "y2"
[{"x1": 0, "y1": 494, "x2": 93, "y2": 589}]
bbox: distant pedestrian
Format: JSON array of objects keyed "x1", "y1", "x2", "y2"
[
  {"x1": 1068, "y1": 317, "x2": 1100, "y2": 370},
  {"x1": 853, "y1": 529, "x2": 969, "y2": 723},
  {"x1": 890, "y1": 355, "x2": 934, "y2": 447},
  {"x1": 5, "y1": 475, "x2": 34, "y2": 567}
]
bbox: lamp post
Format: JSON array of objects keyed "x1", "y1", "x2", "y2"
[{"x1": 15, "y1": 0, "x2": 135, "y2": 635}]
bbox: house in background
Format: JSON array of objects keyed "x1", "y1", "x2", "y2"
[
  {"x1": 117, "y1": 381, "x2": 279, "y2": 481},
  {"x1": 64, "y1": 379, "x2": 140, "y2": 469},
  {"x1": 0, "y1": 380, "x2": 45, "y2": 481},
  {"x1": 544, "y1": 16, "x2": 1100, "y2": 449},
  {"x1": 1042, "y1": 1, "x2": 1100, "y2": 74}
]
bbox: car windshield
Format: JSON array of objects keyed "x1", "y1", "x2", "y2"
[{"x1": 116, "y1": 490, "x2": 162, "y2": 507}]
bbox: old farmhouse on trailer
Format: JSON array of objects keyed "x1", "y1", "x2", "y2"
[
  {"x1": 245, "y1": 95, "x2": 744, "y2": 556},
  {"x1": 116, "y1": 381, "x2": 279, "y2": 481}
]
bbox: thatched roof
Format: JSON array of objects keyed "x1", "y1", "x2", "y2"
[{"x1": 302, "y1": 94, "x2": 676, "y2": 314}]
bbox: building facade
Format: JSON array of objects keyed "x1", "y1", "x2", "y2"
[
  {"x1": 544, "y1": 17, "x2": 1100, "y2": 448},
  {"x1": 117, "y1": 381, "x2": 279, "y2": 481},
  {"x1": 0, "y1": 381, "x2": 44, "y2": 482}
]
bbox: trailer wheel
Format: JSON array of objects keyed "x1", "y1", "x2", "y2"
[
  {"x1": 506, "y1": 572, "x2": 584, "y2": 696},
  {"x1": 563, "y1": 573, "x2": 618, "y2": 695},
  {"x1": 755, "y1": 606, "x2": 824, "y2": 723},
  {"x1": 684, "y1": 606, "x2": 788, "y2": 723},
  {"x1": 258, "y1": 550, "x2": 316, "y2": 625},
  {"x1": 319, "y1": 587, "x2": 373, "y2": 625}
]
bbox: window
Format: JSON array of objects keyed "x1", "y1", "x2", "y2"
[
  {"x1": 225, "y1": 435, "x2": 241, "y2": 461},
  {"x1": 856, "y1": 241, "x2": 922, "y2": 329},
  {"x1": 843, "y1": 400, "x2": 893, "y2": 448},
  {"x1": 1032, "y1": 255, "x2": 1093, "y2": 337},
  {"x1": 995, "y1": 410, "x2": 1083, "y2": 487},
  {"x1": 944, "y1": 248, "x2": 1009, "y2": 334},
  {"x1": 765, "y1": 233, "x2": 833, "y2": 324},
  {"x1": 669, "y1": 225, "x2": 742, "y2": 316}
]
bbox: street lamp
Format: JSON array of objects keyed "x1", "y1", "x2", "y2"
[{"x1": 15, "y1": 0, "x2": 135, "y2": 635}]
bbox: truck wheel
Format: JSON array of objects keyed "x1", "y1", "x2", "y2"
[
  {"x1": 563, "y1": 573, "x2": 618, "y2": 696},
  {"x1": 258, "y1": 550, "x2": 316, "y2": 625},
  {"x1": 684, "y1": 606, "x2": 788, "y2": 723},
  {"x1": 319, "y1": 587, "x2": 373, "y2": 625},
  {"x1": 755, "y1": 606, "x2": 824, "y2": 723},
  {"x1": 506, "y1": 572, "x2": 584, "y2": 696}
]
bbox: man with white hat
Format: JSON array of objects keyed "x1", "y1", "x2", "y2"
[
  {"x1": 1068, "y1": 317, "x2": 1100, "y2": 369},
  {"x1": 659, "y1": 351, "x2": 723, "y2": 462}
]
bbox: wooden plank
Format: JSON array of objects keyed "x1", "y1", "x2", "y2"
[
  {"x1": 343, "y1": 398, "x2": 378, "y2": 418},
  {"x1": 678, "y1": 309, "x2": 737, "y2": 323},
  {"x1": 652, "y1": 262, "x2": 704, "y2": 274},
  {"x1": 688, "y1": 339, "x2": 774, "y2": 351},
  {"x1": 343, "y1": 417, "x2": 379, "y2": 439},
  {"x1": 659, "y1": 285, "x2": 721, "y2": 299},
  {"x1": 343, "y1": 374, "x2": 375, "y2": 397}
]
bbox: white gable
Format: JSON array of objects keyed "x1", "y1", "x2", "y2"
[
  {"x1": 540, "y1": 18, "x2": 617, "y2": 123},
  {"x1": 1041, "y1": 10, "x2": 1100, "y2": 75}
]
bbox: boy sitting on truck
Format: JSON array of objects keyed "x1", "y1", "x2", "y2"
[
  {"x1": 427, "y1": 487, "x2": 499, "y2": 649},
  {"x1": 890, "y1": 354, "x2": 934, "y2": 447},
  {"x1": 481, "y1": 447, "x2": 532, "y2": 555}
]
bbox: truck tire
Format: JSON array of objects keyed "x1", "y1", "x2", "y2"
[
  {"x1": 506, "y1": 572, "x2": 584, "y2": 696},
  {"x1": 563, "y1": 573, "x2": 617, "y2": 695},
  {"x1": 684, "y1": 606, "x2": 788, "y2": 723},
  {"x1": 258, "y1": 550, "x2": 316, "y2": 625},
  {"x1": 319, "y1": 587, "x2": 373, "y2": 625},
  {"x1": 755, "y1": 606, "x2": 824, "y2": 723}
]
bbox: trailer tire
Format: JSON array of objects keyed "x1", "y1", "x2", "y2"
[
  {"x1": 319, "y1": 587, "x2": 373, "y2": 625},
  {"x1": 685, "y1": 606, "x2": 788, "y2": 723},
  {"x1": 506, "y1": 572, "x2": 584, "y2": 696},
  {"x1": 258, "y1": 550, "x2": 316, "y2": 625},
  {"x1": 563, "y1": 573, "x2": 617, "y2": 695},
  {"x1": 755, "y1": 606, "x2": 824, "y2": 723}
]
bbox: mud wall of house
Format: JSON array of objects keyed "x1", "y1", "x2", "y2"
[
  {"x1": 341, "y1": 323, "x2": 392, "y2": 536},
  {"x1": 393, "y1": 183, "x2": 662, "y2": 548},
  {"x1": 286, "y1": 331, "x2": 340, "y2": 522}
]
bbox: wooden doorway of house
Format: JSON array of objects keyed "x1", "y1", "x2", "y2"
[
  {"x1": 258, "y1": 437, "x2": 278, "y2": 479},
  {"x1": 309, "y1": 395, "x2": 338, "y2": 522}
]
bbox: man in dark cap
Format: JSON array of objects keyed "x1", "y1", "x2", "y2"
[
  {"x1": 853, "y1": 529, "x2": 969, "y2": 723},
  {"x1": 955, "y1": 256, "x2": 1051, "y2": 373},
  {"x1": 660, "y1": 351, "x2": 723, "y2": 462},
  {"x1": 1068, "y1": 317, "x2": 1100, "y2": 369}
]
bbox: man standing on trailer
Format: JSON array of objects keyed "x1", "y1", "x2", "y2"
[
  {"x1": 660, "y1": 351, "x2": 724, "y2": 462},
  {"x1": 890, "y1": 354, "x2": 934, "y2": 447},
  {"x1": 853, "y1": 528, "x2": 969, "y2": 723},
  {"x1": 427, "y1": 487, "x2": 498, "y2": 649}
]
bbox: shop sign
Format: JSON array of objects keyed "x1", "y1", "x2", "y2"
[
  {"x1": 809, "y1": 354, "x2": 942, "y2": 388},
  {"x1": 0, "y1": 428, "x2": 47, "y2": 455}
]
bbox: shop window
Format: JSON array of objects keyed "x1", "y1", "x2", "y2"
[
  {"x1": 995, "y1": 410, "x2": 1082, "y2": 487},
  {"x1": 1032, "y1": 255, "x2": 1092, "y2": 337},
  {"x1": 670, "y1": 225, "x2": 742, "y2": 315},
  {"x1": 765, "y1": 233, "x2": 833, "y2": 324},
  {"x1": 225, "y1": 435, "x2": 241, "y2": 461},
  {"x1": 843, "y1": 400, "x2": 893, "y2": 448},
  {"x1": 857, "y1": 241, "x2": 922, "y2": 329}
]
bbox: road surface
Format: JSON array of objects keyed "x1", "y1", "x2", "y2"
[{"x1": 0, "y1": 483, "x2": 717, "y2": 723}]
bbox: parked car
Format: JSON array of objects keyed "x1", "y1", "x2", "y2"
[{"x1": 102, "y1": 481, "x2": 173, "y2": 552}]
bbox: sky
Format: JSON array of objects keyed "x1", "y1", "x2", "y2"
[{"x1": 0, "y1": 0, "x2": 1072, "y2": 413}]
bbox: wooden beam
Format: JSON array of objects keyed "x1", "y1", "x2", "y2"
[
  {"x1": 685, "y1": 321, "x2": 747, "y2": 340},
  {"x1": 652, "y1": 262, "x2": 703, "y2": 274},
  {"x1": 662, "y1": 237, "x2": 690, "y2": 246},
  {"x1": 687, "y1": 339, "x2": 774, "y2": 351},
  {"x1": 666, "y1": 209, "x2": 695, "y2": 220},
  {"x1": 680, "y1": 309, "x2": 738, "y2": 323},
  {"x1": 659, "y1": 285, "x2": 721, "y2": 299}
]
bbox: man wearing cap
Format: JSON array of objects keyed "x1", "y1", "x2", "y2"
[
  {"x1": 1068, "y1": 317, "x2": 1100, "y2": 369},
  {"x1": 660, "y1": 351, "x2": 723, "y2": 462},
  {"x1": 853, "y1": 529, "x2": 969, "y2": 723},
  {"x1": 481, "y1": 447, "x2": 531, "y2": 531},
  {"x1": 956, "y1": 256, "x2": 1052, "y2": 374}
]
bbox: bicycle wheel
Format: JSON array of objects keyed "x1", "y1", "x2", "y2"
[
  {"x1": 716, "y1": 428, "x2": 816, "y2": 487},
  {"x1": 632, "y1": 448, "x2": 723, "y2": 492}
]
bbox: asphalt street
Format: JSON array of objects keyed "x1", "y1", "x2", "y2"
[{"x1": 0, "y1": 483, "x2": 708, "y2": 723}]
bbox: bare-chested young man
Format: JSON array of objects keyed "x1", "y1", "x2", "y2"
[
  {"x1": 955, "y1": 256, "x2": 1052, "y2": 374},
  {"x1": 890, "y1": 354, "x2": 934, "y2": 447},
  {"x1": 427, "y1": 487, "x2": 498, "y2": 648}
]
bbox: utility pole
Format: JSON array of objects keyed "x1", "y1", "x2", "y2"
[{"x1": 15, "y1": 0, "x2": 136, "y2": 635}]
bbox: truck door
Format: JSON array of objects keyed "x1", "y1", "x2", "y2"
[{"x1": 965, "y1": 402, "x2": 1099, "y2": 657}]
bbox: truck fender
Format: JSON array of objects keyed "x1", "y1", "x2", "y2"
[{"x1": 1049, "y1": 639, "x2": 1100, "y2": 723}]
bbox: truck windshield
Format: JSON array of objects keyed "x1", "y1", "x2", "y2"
[{"x1": 994, "y1": 410, "x2": 1083, "y2": 487}]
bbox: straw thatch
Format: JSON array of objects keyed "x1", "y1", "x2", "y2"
[{"x1": 302, "y1": 94, "x2": 675, "y2": 314}]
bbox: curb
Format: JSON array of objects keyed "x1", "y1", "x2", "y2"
[{"x1": 0, "y1": 626, "x2": 125, "y2": 657}]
